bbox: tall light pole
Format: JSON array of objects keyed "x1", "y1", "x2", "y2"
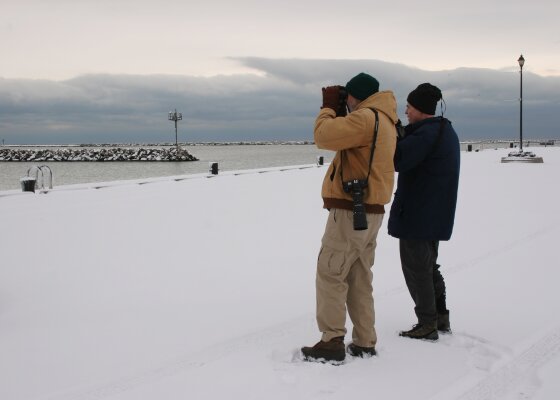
[
  {"x1": 501, "y1": 54, "x2": 543, "y2": 163},
  {"x1": 168, "y1": 109, "x2": 183, "y2": 152},
  {"x1": 518, "y1": 54, "x2": 525, "y2": 152}
]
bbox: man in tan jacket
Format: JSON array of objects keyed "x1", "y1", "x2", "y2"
[{"x1": 301, "y1": 73, "x2": 397, "y2": 363}]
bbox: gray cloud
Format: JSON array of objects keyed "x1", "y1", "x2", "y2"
[{"x1": 1, "y1": 58, "x2": 558, "y2": 144}]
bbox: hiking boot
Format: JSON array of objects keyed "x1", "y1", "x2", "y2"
[
  {"x1": 347, "y1": 343, "x2": 376, "y2": 358},
  {"x1": 301, "y1": 336, "x2": 345, "y2": 363},
  {"x1": 399, "y1": 323, "x2": 439, "y2": 341},
  {"x1": 437, "y1": 312, "x2": 451, "y2": 333}
]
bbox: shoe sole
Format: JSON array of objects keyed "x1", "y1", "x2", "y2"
[
  {"x1": 302, "y1": 354, "x2": 345, "y2": 365},
  {"x1": 347, "y1": 352, "x2": 377, "y2": 358}
]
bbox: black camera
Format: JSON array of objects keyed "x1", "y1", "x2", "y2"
[
  {"x1": 338, "y1": 86, "x2": 348, "y2": 104},
  {"x1": 342, "y1": 179, "x2": 368, "y2": 230},
  {"x1": 337, "y1": 86, "x2": 348, "y2": 117}
]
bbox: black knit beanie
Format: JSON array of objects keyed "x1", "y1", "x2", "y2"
[
  {"x1": 345, "y1": 73, "x2": 380, "y2": 101},
  {"x1": 407, "y1": 83, "x2": 442, "y2": 115}
]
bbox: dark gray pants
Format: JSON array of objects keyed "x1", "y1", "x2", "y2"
[{"x1": 399, "y1": 239, "x2": 447, "y2": 325}]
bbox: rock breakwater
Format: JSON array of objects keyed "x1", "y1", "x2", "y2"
[{"x1": 0, "y1": 147, "x2": 198, "y2": 162}]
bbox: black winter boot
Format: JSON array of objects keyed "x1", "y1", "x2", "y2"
[
  {"x1": 301, "y1": 336, "x2": 345, "y2": 363},
  {"x1": 437, "y1": 311, "x2": 451, "y2": 333},
  {"x1": 399, "y1": 323, "x2": 438, "y2": 341}
]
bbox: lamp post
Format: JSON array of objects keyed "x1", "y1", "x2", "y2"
[
  {"x1": 501, "y1": 55, "x2": 543, "y2": 163},
  {"x1": 168, "y1": 109, "x2": 183, "y2": 152},
  {"x1": 518, "y1": 54, "x2": 524, "y2": 152}
]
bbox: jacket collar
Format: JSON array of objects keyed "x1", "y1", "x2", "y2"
[
  {"x1": 404, "y1": 116, "x2": 444, "y2": 135},
  {"x1": 355, "y1": 91, "x2": 398, "y2": 124}
]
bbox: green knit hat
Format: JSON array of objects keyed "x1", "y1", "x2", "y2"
[{"x1": 345, "y1": 73, "x2": 380, "y2": 101}]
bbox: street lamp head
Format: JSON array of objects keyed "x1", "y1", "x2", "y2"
[
  {"x1": 518, "y1": 54, "x2": 525, "y2": 69},
  {"x1": 168, "y1": 110, "x2": 182, "y2": 121}
]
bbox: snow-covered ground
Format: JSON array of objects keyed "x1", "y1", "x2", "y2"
[{"x1": 1, "y1": 147, "x2": 559, "y2": 400}]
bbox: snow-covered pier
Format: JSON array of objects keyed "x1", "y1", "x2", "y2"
[{"x1": 0, "y1": 147, "x2": 558, "y2": 400}]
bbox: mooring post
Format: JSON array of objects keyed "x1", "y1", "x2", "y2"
[{"x1": 209, "y1": 162, "x2": 219, "y2": 175}]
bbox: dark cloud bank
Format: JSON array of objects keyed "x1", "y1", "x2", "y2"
[{"x1": 1, "y1": 58, "x2": 558, "y2": 144}]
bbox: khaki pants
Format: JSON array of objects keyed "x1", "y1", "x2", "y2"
[{"x1": 316, "y1": 208, "x2": 384, "y2": 347}]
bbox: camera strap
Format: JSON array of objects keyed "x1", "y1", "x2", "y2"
[{"x1": 339, "y1": 108, "x2": 379, "y2": 184}]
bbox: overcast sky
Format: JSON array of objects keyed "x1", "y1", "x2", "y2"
[
  {"x1": 2, "y1": 0, "x2": 559, "y2": 79},
  {"x1": 1, "y1": 0, "x2": 559, "y2": 143}
]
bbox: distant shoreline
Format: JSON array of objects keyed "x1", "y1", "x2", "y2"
[
  {"x1": 0, "y1": 139, "x2": 556, "y2": 147},
  {"x1": 1, "y1": 141, "x2": 315, "y2": 148}
]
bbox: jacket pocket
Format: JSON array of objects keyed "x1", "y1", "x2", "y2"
[{"x1": 330, "y1": 163, "x2": 337, "y2": 181}]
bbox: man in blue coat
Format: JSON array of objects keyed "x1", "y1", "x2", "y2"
[{"x1": 388, "y1": 83, "x2": 460, "y2": 341}]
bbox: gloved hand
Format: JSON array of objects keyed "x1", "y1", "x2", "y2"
[
  {"x1": 336, "y1": 102, "x2": 348, "y2": 117},
  {"x1": 321, "y1": 86, "x2": 341, "y2": 111}
]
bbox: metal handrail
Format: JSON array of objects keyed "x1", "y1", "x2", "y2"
[{"x1": 26, "y1": 165, "x2": 53, "y2": 190}]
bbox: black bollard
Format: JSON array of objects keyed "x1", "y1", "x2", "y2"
[
  {"x1": 20, "y1": 177, "x2": 36, "y2": 193},
  {"x1": 467, "y1": 144, "x2": 472, "y2": 152},
  {"x1": 317, "y1": 156, "x2": 324, "y2": 166},
  {"x1": 209, "y1": 162, "x2": 219, "y2": 175}
]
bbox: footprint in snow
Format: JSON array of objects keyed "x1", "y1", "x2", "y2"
[{"x1": 439, "y1": 331, "x2": 512, "y2": 372}]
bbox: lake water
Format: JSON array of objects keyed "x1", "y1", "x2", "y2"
[
  {"x1": 1, "y1": 141, "x2": 556, "y2": 191},
  {"x1": 0, "y1": 145, "x2": 334, "y2": 191}
]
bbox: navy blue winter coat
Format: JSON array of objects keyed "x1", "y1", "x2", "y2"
[{"x1": 388, "y1": 117, "x2": 460, "y2": 241}]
